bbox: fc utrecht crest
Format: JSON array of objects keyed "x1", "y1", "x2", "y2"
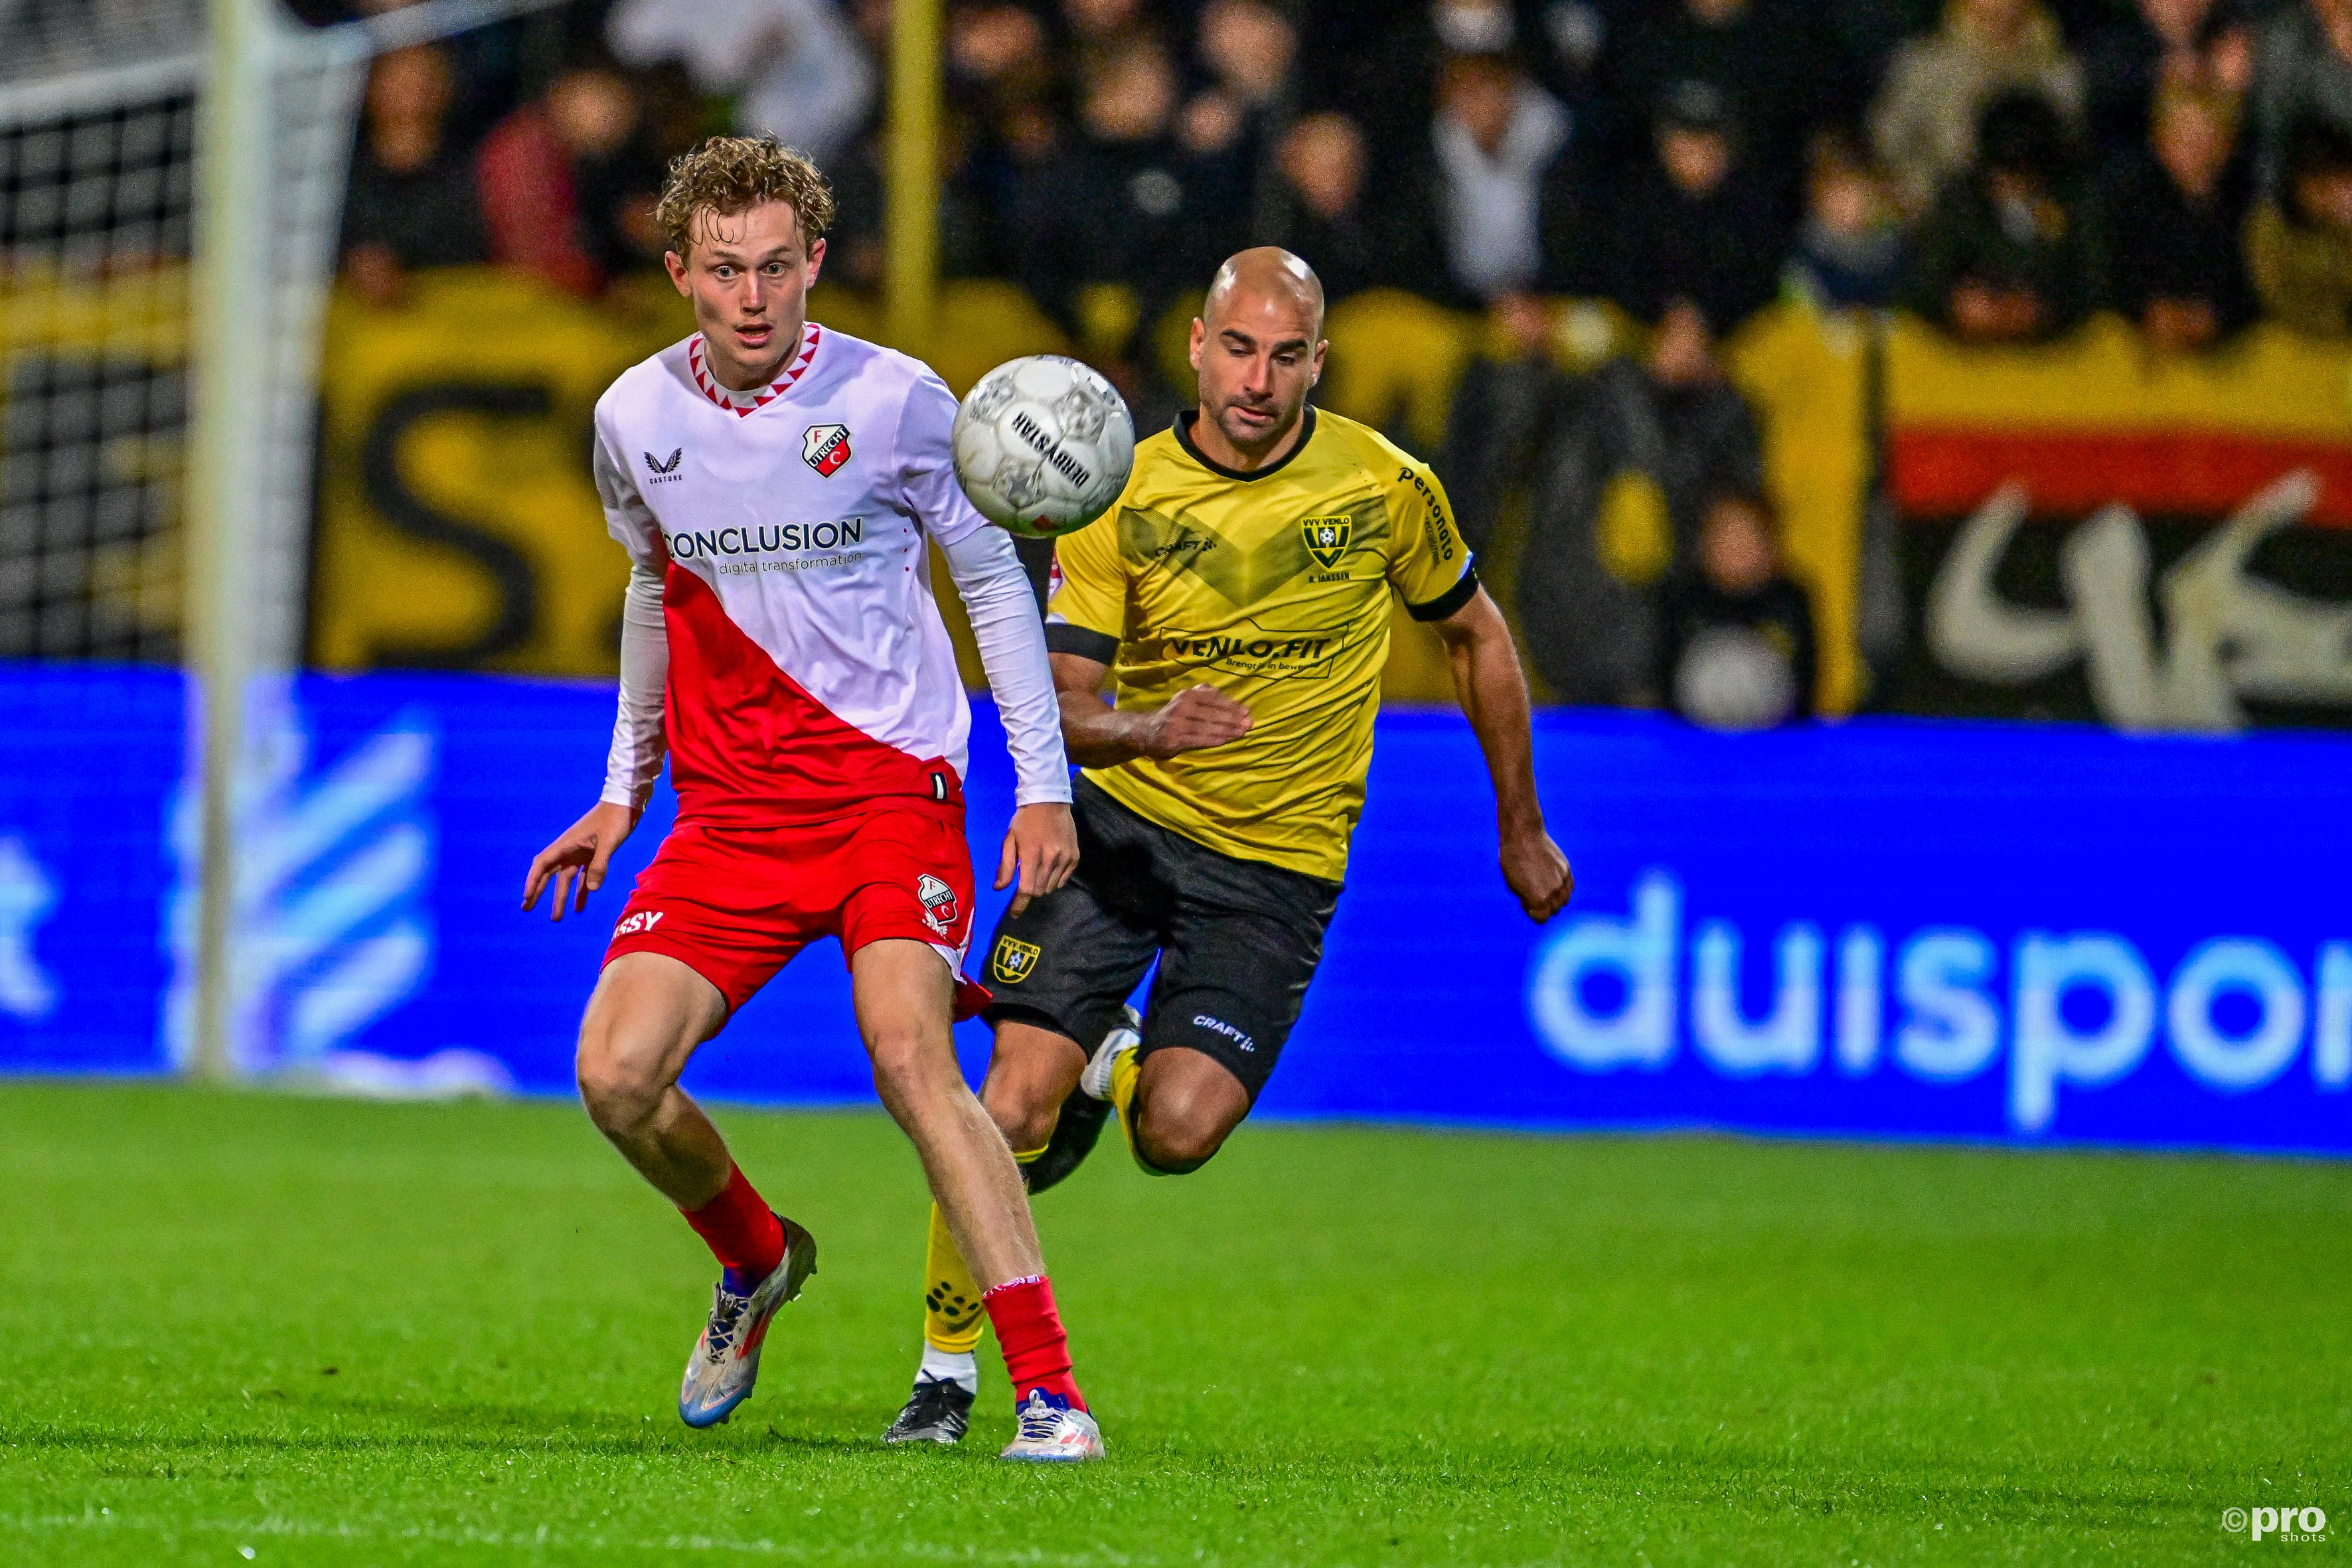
[
  {"x1": 916, "y1": 873, "x2": 959, "y2": 933},
  {"x1": 803, "y1": 424, "x2": 852, "y2": 477},
  {"x1": 1300, "y1": 514, "x2": 1353, "y2": 570}
]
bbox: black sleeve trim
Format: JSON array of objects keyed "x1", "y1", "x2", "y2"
[
  {"x1": 1406, "y1": 562, "x2": 1480, "y2": 622},
  {"x1": 1045, "y1": 623, "x2": 1120, "y2": 663}
]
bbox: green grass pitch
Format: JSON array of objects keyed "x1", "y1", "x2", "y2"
[{"x1": 1, "y1": 1081, "x2": 2345, "y2": 1565}]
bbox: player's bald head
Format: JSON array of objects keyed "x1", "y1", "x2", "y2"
[{"x1": 1204, "y1": 247, "x2": 1325, "y2": 339}]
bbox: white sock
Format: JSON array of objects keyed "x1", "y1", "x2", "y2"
[{"x1": 920, "y1": 1344, "x2": 980, "y2": 1395}]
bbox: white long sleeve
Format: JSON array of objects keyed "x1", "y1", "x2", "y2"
[
  {"x1": 939, "y1": 526, "x2": 1072, "y2": 807},
  {"x1": 601, "y1": 559, "x2": 669, "y2": 809}
]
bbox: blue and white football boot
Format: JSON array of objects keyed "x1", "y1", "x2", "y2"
[
  {"x1": 1079, "y1": 1006, "x2": 1140, "y2": 1101},
  {"x1": 677, "y1": 1215, "x2": 817, "y2": 1429},
  {"x1": 998, "y1": 1388, "x2": 1106, "y2": 1462}
]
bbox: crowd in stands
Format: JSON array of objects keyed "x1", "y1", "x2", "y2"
[{"x1": 331, "y1": 0, "x2": 2352, "y2": 724}]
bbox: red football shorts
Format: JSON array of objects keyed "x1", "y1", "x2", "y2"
[{"x1": 603, "y1": 801, "x2": 990, "y2": 1019}]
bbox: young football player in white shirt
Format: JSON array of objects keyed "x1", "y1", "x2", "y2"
[{"x1": 522, "y1": 137, "x2": 1101, "y2": 1462}]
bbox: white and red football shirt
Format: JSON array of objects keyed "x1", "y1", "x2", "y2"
[{"x1": 590, "y1": 322, "x2": 1069, "y2": 827}]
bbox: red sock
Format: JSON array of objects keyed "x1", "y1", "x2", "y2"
[
  {"x1": 982, "y1": 1274, "x2": 1085, "y2": 1410},
  {"x1": 680, "y1": 1164, "x2": 785, "y2": 1285}
]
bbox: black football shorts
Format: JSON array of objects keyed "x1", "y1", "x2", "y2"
[{"x1": 979, "y1": 777, "x2": 1342, "y2": 1101}]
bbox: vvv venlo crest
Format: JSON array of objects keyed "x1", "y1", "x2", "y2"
[{"x1": 1300, "y1": 514, "x2": 1353, "y2": 570}]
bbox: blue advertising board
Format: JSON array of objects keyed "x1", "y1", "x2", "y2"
[{"x1": 3, "y1": 662, "x2": 2346, "y2": 1155}]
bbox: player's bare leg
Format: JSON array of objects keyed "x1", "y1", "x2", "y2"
[
  {"x1": 887, "y1": 1018, "x2": 1093, "y2": 1446},
  {"x1": 980, "y1": 1021, "x2": 1088, "y2": 1152},
  {"x1": 576, "y1": 952, "x2": 732, "y2": 1204},
  {"x1": 852, "y1": 940, "x2": 1044, "y2": 1285},
  {"x1": 853, "y1": 940, "x2": 1102, "y2": 1460},
  {"x1": 576, "y1": 951, "x2": 819, "y2": 1429},
  {"x1": 1124, "y1": 1047, "x2": 1250, "y2": 1173}
]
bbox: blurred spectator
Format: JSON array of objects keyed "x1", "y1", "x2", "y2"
[
  {"x1": 1516, "y1": 301, "x2": 1765, "y2": 705},
  {"x1": 1599, "y1": 0, "x2": 1847, "y2": 214},
  {"x1": 477, "y1": 64, "x2": 666, "y2": 297},
  {"x1": 340, "y1": 44, "x2": 489, "y2": 308},
  {"x1": 1523, "y1": 0, "x2": 1636, "y2": 127},
  {"x1": 1013, "y1": 42, "x2": 1237, "y2": 356},
  {"x1": 1871, "y1": 0, "x2": 2085, "y2": 216},
  {"x1": 829, "y1": 121, "x2": 1010, "y2": 291},
  {"x1": 949, "y1": 0, "x2": 1058, "y2": 105},
  {"x1": 1786, "y1": 131, "x2": 1903, "y2": 308},
  {"x1": 1820, "y1": 0, "x2": 1943, "y2": 102},
  {"x1": 1658, "y1": 488, "x2": 1817, "y2": 730},
  {"x1": 1197, "y1": 0, "x2": 1298, "y2": 120},
  {"x1": 938, "y1": 2, "x2": 1063, "y2": 279},
  {"x1": 1063, "y1": 0, "x2": 1164, "y2": 82},
  {"x1": 1430, "y1": 52, "x2": 1572, "y2": 302},
  {"x1": 1901, "y1": 90, "x2": 2094, "y2": 343},
  {"x1": 2081, "y1": 0, "x2": 2254, "y2": 151},
  {"x1": 1261, "y1": 113, "x2": 1433, "y2": 301},
  {"x1": 2246, "y1": 116, "x2": 2352, "y2": 336},
  {"x1": 2253, "y1": 0, "x2": 2352, "y2": 196},
  {"x1": 1188, "y1": 0, "x2": 1298, "y2": 229},
  {"x1": 2094, "y1": 83, "x2": 2256, "y2": 349},
  {"x1": 606, "y1": 0, "x2": 876, "y2": 167},
  {"x1": 1600, "y1": 82, "x2": 1786, "y2": 336}
]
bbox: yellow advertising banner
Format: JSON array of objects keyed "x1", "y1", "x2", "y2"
[{"x1": 313, "y1": 269, "x2": 672, "y2": 674}]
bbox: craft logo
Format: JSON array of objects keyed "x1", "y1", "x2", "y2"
[
  {"x1": 1192, "y1": 1013, "x2": 1257, "y2": 1053},
  {"x1": 992, "y1": 935, "x2": 1040, "y2": 984},
  {"x1": 1300, "y1": 514, "x2": 1353, "y2": 570},
  {"x1": 642, "y1": 447, "x2": 684, "y2": 484},
  {"x1": 916, "y1": 874, "x2": 959, "y2": 934},
  {"x1": 803, "y1": 424, "x2": 851, "y2": 477}
]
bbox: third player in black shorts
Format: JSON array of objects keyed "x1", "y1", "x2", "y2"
[{"x1": 882, "y1": 248, "x2": 1576, "y2": 1446}]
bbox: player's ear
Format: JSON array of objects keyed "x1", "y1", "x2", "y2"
[
  {"x1": 1188, "y1": 317, "x2": 1206, "y2": 371},
  {"x1": 663, "y1": 248, "x2": 690, "y2": 296},
  {"x1": 804, "y1": 236, "x2": 826, "y2": 287},
  {"x1": 1310, "y1": 338, "x2": 1328, "y2": 386}
]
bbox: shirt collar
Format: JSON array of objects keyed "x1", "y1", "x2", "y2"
[{"x1": 688, "y1": 322, "x2": 822, "y2": 416}]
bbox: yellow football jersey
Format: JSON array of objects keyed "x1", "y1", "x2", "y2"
[{"x1": 1044, "y1": 406, "x2": 1476, "y2": 881}]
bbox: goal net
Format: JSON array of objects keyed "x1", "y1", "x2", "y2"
[
  {"x1": 0, "y1": 0, "x2": 387, "y2": 669},
  {"x1": 0, "y1": 1, "x2": 206, "y2": 661}
]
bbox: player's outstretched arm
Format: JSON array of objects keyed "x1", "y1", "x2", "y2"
[
  {"x1": 522, "y1": 801, "x2": 640, "y2": 921},
  {"x1": 1051, "y1": 653, "x2": 1253, "y2": 767},
  {"x1": 933, "y1": 527, "x2": 1080, "y2": 916},
  {"x1": 523, "y1": 537, "x2": 665, "y2": 922},
  {"x1": 1431, "y1": 586, "x2": 1574, "y2": 923}
]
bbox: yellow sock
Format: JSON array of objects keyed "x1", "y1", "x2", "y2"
[
  {"x1": 1110, "y1": 1046, "x2": 1144, "y2": 1160},
  {"x1": 920, "y1": 1202, "x2": 984, "y2": 1353},
  {"x1": 920, "y1": 1146, "x2": 1048, "y2": 1354}
]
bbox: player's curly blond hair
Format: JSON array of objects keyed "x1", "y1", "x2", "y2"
[{"x1": 656, "y1": 136, "x2": 836, "y2": 258}]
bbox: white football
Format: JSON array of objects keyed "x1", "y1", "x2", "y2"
[{"x1": 951, "y1": 355, "x2": 1135, "y2": 540}]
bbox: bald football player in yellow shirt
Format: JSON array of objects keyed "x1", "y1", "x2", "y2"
[{"x1": 882, "y1": 248, "x2": 1575, "y2": 1445}]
